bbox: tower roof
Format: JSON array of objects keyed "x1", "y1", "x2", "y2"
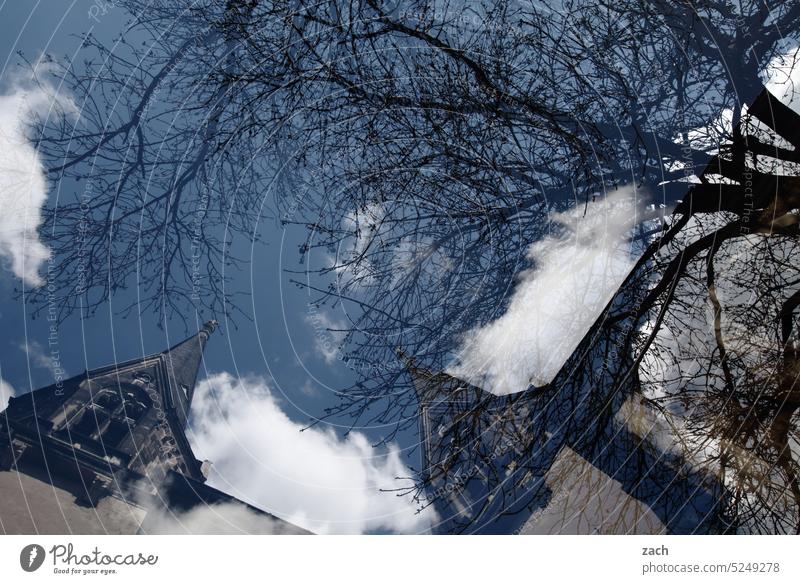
[
  {"x1": 1, "y1": 320, "x2": 220, "y2": 485},
  {"x1": 396, "y1": 347, "x2": 482, "y2": 405},
  {"x1": 161, "y1": 320, "x2": 218, "y2": 426},
  {"x1": 3, "y1": 321, "x2": 218, "y2": 431}
]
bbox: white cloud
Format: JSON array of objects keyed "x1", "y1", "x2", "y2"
[
  {"x1": 0, "y1": 67, "x2": 72, "y2": 286},
  {"x1": 682, "y1": 107, "x2": 734, "y2": 155},
  {"x1": 390, "y1": 235, "x2": 453, "y2": 287},
  {"x1": 447, "y1": 188, "x2": 642, "y2": 395},
  {"x1": 673, "y1": 46, "x2": 800, "y2": 164},
  {"x1": 1, "y1": 377, "x2": 16, "y2": 411},
  {"x1": 330, "y1": 203, "x2": 385, "y2": 288},
  {"x1": 187, "y1": 372, "x2": 434, "y2": 534},
  {"x1": 18, "y1": 340, "x2": 56, "y2": 374},
  {"x1": 762, "y1": 46, "x2": 800, "y2": 114},
  {"x1": 342, "y1": 202, "x2": 385, "y2": 258},
  {"x1": 305, "y1": 308, "x2": 347, "y2": 364}
]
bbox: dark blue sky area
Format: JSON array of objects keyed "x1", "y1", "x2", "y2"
[{"x1": 0, "y1": 0, "x2": 415, "y2": 457}]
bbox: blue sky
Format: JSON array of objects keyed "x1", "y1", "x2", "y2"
[
  {"x1": 0, "y1": 0, "x2": 357, "y2": 426},
  {"x1": 0, "y1": 0, "x2": 429, "y2": 533}
]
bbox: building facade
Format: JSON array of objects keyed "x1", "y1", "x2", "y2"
[
  {"x1": 0, "y1": 321, "x2": 308, "y2": 535},
  {"x1": 405, "y1": 355, "x2": 724, "y2": 535}
]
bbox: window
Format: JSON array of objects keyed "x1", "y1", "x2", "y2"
[
  {"x1": 95, "y1": 392, "x2": 121, "y2": 410},
  {"x1": 64, "y1": 385, "x2": 152, "y2": 450},
  {"x1": 70, "y1": 408, "x2": 109, "y2": 437},
  {"x1": 122, "y1": 399, "x2": 147, "y2": 422}
]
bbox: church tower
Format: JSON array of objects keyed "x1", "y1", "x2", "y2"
[
  {"x1": 398, "y1": 349, "x2": 541, "y2": 535},
  {"x1": 400, "y1": 351, "x2": 722, "y2": 535},
  {"x1": 0, "y1": 322, "x2": 308, "y2": 534}
]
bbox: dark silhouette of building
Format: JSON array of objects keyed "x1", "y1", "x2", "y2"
[
  {"x1": 401, "y1": 88, "x2": 800, "y2": 535},
  {"x1": 404, "y1": 355, "x2": 722, "y2": 535},
  {"x1": 0, "y1": 322, "x2": 308, "y2": 534}
]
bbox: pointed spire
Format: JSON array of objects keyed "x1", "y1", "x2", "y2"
[
  {"x1": 396, "y1": 346, "x2": 425, "y2": 392},
  {"x1": 397, "y1": 347, "x2": 456, "y2": 404},
  {"x1": 162, "y1": 321, "x2": 218, "y2": 426},
  {"x1": 395, "y1": 346, "x2": 417, "y2": 372},
  {"x1": 199, "y1": 319, "x2": 218, "y2": 340}
]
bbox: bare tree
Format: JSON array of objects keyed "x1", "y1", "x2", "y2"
[
  {"x1": 30, "y1": 0, "x2": 800, "y2": 532},
  {"x1": 407, "y1": 88, "x2": 800, "y2": 534}
]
